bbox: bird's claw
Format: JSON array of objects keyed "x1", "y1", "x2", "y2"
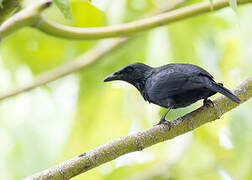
[
  {"x1": 203, "y1": 99, "x2": 214, "y2": 107},
  {"x1": 156, "y1": 117, "x2": 165, "y2": 125},
  {"x1": 156, "y1": 118, "x2": 172, "y2": 129}
]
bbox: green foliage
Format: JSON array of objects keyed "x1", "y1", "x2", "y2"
[
  {"x1": 71, "y1": 1, "x2": 105, "y2": 27},
  {"x1": 53, "y1": 0, "x2": 73, "y2": 19}
]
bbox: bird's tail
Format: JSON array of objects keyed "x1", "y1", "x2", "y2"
[{"x1": 209, "y1": 81, "x2": 240, "y2": 103}]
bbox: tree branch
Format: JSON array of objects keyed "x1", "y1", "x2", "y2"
[
  {"x1": 0, "y1": 38, "x2": 128, "y2": 100},
  {"x1": 24, "y1": 78, "x2": 252, "y2": 180},
  {"x1": 1, "y1": 0, "x2": 252, "y2": 40},
  {"x1": 36, "y1": 0, "x2": 252, "y2": 40},
  {"x1": 0, "y1": 0, "x2": 51, "y2": 39}
]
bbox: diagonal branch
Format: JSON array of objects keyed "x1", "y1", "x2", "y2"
[
  {"x1": 24, "y1": 77, "x2": 252, "y2": 180},
  {"x1": 35, "y1": 0, "x2": 252, "y2": 39},
  {"x1": 0, "y1": 38, "x2": 128, "y2": 100}
]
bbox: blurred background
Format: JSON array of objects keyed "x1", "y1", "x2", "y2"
[{"x1": 0, "y1": 0, "x2": 252, "y2": 179}]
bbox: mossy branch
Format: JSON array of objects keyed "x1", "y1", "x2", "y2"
[{"x1": 24, "y1": 78, "x2": 252, "y2": 180}]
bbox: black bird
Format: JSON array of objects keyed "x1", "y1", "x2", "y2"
[{"x1": 104, "y1": 63, "x2": 240, "y2": 125}]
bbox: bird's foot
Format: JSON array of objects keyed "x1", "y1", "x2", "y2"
[
  {"x1": 156, "y1": 118, "x2": 172, "y2": 129},
  {"x1": 203, "y1": 99, "x2": 214, "y2": 107},
  {"x1": 156, "y1": 116, "x2": 166, "y2": 125}
]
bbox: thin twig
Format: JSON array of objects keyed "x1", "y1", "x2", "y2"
[{"x1": 23, "y1": 78, "x2": 252, "y2": 180}]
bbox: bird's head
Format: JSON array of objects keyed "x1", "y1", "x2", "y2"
[{"x1": 104, "y1": 63, "x2": 152, "y2": 85}]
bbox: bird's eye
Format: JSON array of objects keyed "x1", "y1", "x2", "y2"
[
  {"x1": 125, "y1": 67, "x2": 134, "y2": 72},
  {"x1": 114, "y1": 71, "x2": 119, "y2": 75}
]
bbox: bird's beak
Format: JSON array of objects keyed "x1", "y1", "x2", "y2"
[{"x1": 104, "y1": 72, "x2": 120, "y2": 82}]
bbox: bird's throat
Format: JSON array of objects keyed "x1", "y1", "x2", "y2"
[{"x1": 134, "y1": 81, "x2": 149, "y2": 101}]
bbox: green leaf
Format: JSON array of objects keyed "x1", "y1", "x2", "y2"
[
  {"x1": 53, "y1": 0, "x2": 73, "y2": 19},
  {"x1": 229, "y1": 0, "x2": 238, "y2": 14}
]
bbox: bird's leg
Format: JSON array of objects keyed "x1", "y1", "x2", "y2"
[
  {"x1": 157, "y1": 106, "x2": 172, "y2": 126},
  {"x1": 203, "y1": 98, "x2": 214, "y2": 107}
]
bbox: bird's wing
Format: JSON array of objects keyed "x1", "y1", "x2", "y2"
[{"x1": 147, "y1": 71, "x2": 205, "y2": 100}]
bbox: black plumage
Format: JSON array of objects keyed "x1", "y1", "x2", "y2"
[{"x1": 104, "y1": 63, "x2": 240, "y2": 125}]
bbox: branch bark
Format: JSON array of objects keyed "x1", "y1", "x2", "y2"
[
  {"x1": 24, "y1": 77, "x2": 252, "y2": 180},
  {"x1": 35, "y1": 0, "x2": 252, "y2": 39}
]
